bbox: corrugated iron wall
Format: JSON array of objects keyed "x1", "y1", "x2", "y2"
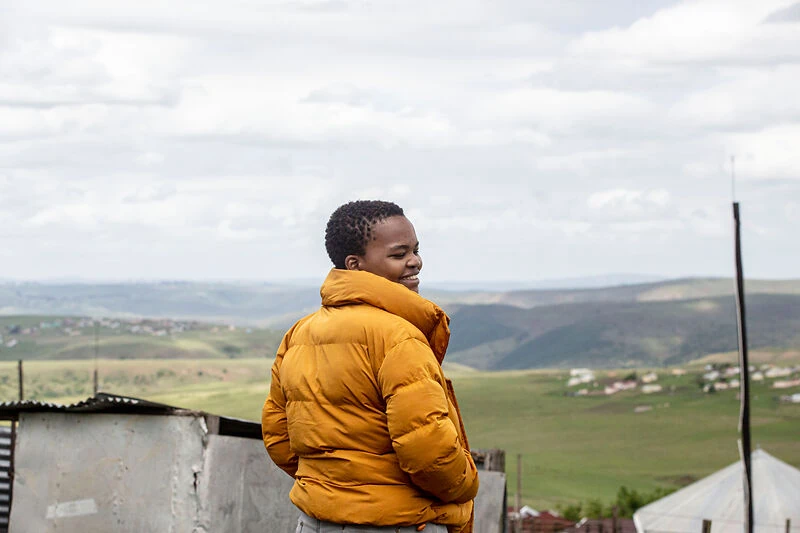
[{"x1": 0, "y1": 424, "x2": 13, "y2": 533}]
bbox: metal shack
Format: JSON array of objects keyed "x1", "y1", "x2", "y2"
[{"x1": 0, "y1": 393, "x2": 506, "y2": 533}]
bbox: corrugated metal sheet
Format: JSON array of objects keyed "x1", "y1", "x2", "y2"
[
  {"x1": 0, "y1": 393, "x2": 262, "y2": 439},
  {"x1": 11, "y1": 412, "x2": 223, "y2": 532},
  {"x1": 0, "y1": 393, "x2": 178, "y2": 415},
  {"x1": 0, "y1": 425, "x2": 12, "y2": 533}
]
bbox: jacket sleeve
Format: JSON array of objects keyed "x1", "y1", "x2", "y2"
[
  {"x1": 378, "y1": 337, "x2": 479, "y2": 504},
  {"x1": 261, "y1": 331, "x2": 298, "y2": 478}
]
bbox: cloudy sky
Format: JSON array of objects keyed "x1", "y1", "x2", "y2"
[{"x1": 2, "y1": 0, "x2": 799, "y2": 285}]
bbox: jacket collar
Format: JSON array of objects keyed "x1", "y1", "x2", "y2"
[{"x1": 320, "y1": 269, "x2": 450, "y2": 363}]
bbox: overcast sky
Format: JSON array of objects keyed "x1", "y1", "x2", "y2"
[{"x1": 2, "y1": 0, "x2": 799, "y2": 284}]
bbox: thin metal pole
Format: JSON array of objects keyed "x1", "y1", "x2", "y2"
[
  {"x1": 93, "y1": 321, "x2": 99, "y2": 396},
  {"x1": 516, "y1": 453, "x2": 522, "y2": 512},
  {"x1": 17, "y1": 359, "x2": 23, "y2": 401},
  {"x1": 733, "y1": 202, "x2": 753, "y2": 533}
]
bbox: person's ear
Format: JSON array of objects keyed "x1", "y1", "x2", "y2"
[{"x1": 344, "y1": 255, "x2": 361, "y2": 271}]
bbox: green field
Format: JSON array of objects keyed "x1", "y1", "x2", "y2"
[
  {"x1": 2, "y1": 358, "x2": 797, "y2": 511},
  {"x1": 0, "y1": 315, "x2": 283, "y2": 361}
]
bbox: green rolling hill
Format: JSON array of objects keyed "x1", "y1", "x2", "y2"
[{"x1": 447, "y1": 294, "x2": 800, "y2": 369}]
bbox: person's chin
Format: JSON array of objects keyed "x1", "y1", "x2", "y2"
[{"x1": 398, "y1": 277, "x2": 420, "y2": 292}]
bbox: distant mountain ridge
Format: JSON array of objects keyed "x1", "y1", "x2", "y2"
[
  {"x1": 0, "y1": 281, "x2": 321, "y2": 328},
  {"x1": 426, "y1": 273, "x2": 666, "y2": 292},
  {"x1": 432, "y1": 277, "x2": 800, "y2": 309},
  {"x1": 505, "y1": 277, "x2": 800, "y2": 305},
  {"x1": 2, "y1": 277, "x2": 800, "y2": 368}
]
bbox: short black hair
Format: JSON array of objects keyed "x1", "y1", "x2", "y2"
[{"x1": 325, "y1": 200, "x2": 405, "y2": 268}]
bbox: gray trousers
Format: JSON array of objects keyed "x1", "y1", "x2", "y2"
[{"x1": 295, "y1": 510, "x2": 448, "y2": 533}]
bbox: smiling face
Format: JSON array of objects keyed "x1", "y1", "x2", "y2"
[{"x1": 345, "y1": 215, "x2": 422, "y2": 292}]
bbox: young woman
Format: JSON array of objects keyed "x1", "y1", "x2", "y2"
[{"x1": 262, "y1": 200, "x2": 478, "y2": 533}]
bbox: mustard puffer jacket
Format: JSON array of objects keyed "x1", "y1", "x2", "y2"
[{"x1": 262, "y1": 269, "x2": 479, "y2": 532}]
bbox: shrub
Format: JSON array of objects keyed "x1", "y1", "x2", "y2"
[{"x1": 558, "y1": 502, "x2": 583, "y2": 522}]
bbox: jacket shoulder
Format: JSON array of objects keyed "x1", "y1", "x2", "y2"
[
  {"x1": 346, "y1": 303, "x2": 429, "y2": 346},
  {"x1": 285, "y1": 304, "x2": 430, "y2": 361}
]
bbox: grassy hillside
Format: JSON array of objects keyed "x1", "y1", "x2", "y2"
[
  {"x1": 455, "y1": 368, "x2": 800, "y2": 509},
  {"x1": 1, "y1": 358, "x2": 798, "y2": 511},
  {"x1": 447, "y1": 294, "x2": 800, "y2": 369},
  {"x1": 0, "y1": 315, "x2": 283, "y2": 361}
]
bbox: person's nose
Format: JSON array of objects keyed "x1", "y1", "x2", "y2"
[{"x1": 408, "y1": 253, "x2": 422, "y2": 270}]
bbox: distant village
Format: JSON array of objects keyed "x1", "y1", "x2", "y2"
[
  {"x1": 565, "y1": 364, "x2": 800, "y2": 405},
  {"x1": 0, "y1": 317, "x2": 252, "y2": 349}
]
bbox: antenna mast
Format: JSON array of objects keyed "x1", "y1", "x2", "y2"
[{"x1": 731, "y1": 156, "x2": 753, "y2": 533}]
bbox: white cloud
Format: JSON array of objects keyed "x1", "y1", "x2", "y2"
[
  {"x1": 478, "y1": 88, "x2": 655, "y2": 136},
  {"x1": 670, "y1": 65, "x2": 800, "y2": 129},
  {"x1": 727, "y1": 124, "x2": 800, "y2": 180},
  {"x1": 535, "y1": 149, "x2": 632, "y2": 173},
  {"x1": 1, "y1": 0, "x2": 798, "y2": 281},
  {"x1": 1, "y1": 26, "x2": 186, "y2": 107},
  {"x1": 786, "y1": 201, "x2": 800, "y2": 222},
  {"x1": 588, "y1": 188, "x2": 671, "y2": 212},
  {"x1": 569, "y1": 0, "x2": 800, "y2": 65},
  {"x1": 135, "y1": 152, "x2": 166, "y2": 167}
]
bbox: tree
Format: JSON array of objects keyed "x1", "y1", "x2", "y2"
[
  {"x1": 585, "y1": 499, "x2": 606, "y2": 518},
  {"x1": 558, "y1": 502, "x2": 583, "y2": 522}
]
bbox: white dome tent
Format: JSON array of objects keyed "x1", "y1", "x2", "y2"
[{"x1": 634, "y1": 449, "x2": 800, "y2": 533}]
